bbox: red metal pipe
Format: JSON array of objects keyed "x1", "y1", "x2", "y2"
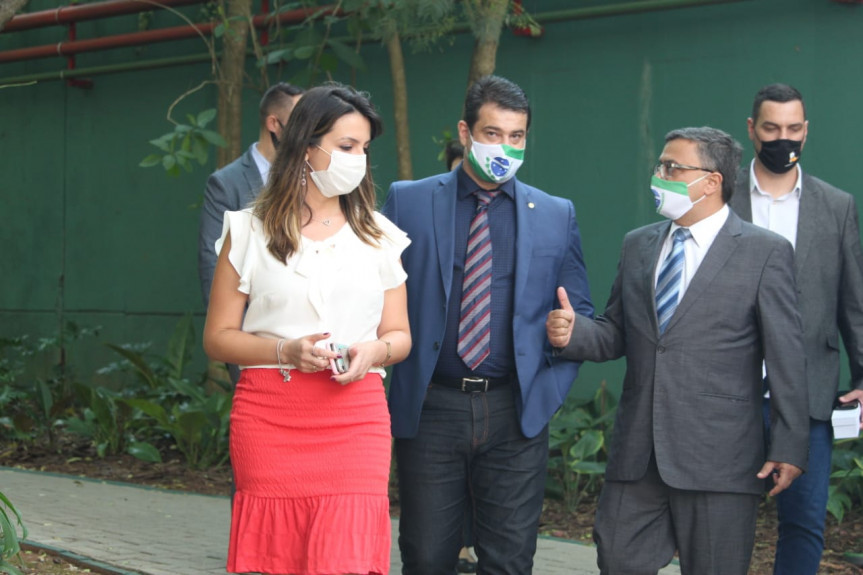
[
  {"x1": 250, "y1": 5, "x2": 335, "y2": 28},
  {"x1": 0, "y1": 5, "x2": 335, "y2": 65},
  {"x1": 0, "y1": 21, "x2": 215, "y2": 63},
  {"x1": 3, "y1": 0, "x2": 205, "y2": 33}
]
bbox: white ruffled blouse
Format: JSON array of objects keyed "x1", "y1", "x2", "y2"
[{"x1": 216, "y1": 208, "x2": 410, "y2": 374}]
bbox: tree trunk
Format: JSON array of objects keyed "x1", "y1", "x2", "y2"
[
  {"x1": 467, "y1": 36, "x2": 499, "y2": 85},
  {"x1": 385, "y1": 28, "x2": 413, "y2": 181},
  {"x1": 464, "y1": 0, "x2": 508, "y2": 85},
  {"x1": 0, "y1": 0, "x2": 30, "y2": 31},
  {"x1": 216, "y1": 0, "x2": 251, "y2": 168}
]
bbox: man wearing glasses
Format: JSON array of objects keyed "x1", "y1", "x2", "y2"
[
  {"x1": 547, "y1": 126, "x2": 809, "y2": 574},
  {"x1": 730, "y1": 83, "x2": 863, "y2": 574}
]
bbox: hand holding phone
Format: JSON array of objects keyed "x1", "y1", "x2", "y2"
[{"x1": 328, "y1": 343, "x2": 351, "y2": 374}]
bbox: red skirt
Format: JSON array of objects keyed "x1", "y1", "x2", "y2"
[{"x1": 227, "y1": 368, "x2": 391, "y2": 575}]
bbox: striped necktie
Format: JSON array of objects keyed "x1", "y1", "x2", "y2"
[
  {"x1": 458, "y1": 189, "x2": 500, "y2": 370},
  {"x1": 656, "y1": 227, "x2": 691, "y2": 334}
]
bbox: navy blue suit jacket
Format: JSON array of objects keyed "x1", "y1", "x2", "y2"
[{"x1": 382, "y1": 169, "x2": 593, "y2": 439}]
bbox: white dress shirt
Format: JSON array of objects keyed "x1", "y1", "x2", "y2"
[
  {"x1": 655, "y1": 204, "x2": 730, "y2": 304},
  {"x1": 748, "y1": 159, "x2": 802, "y2": 248},
  {"x1": 251, "y1": 142, "x2": 271, "y2": 185}
]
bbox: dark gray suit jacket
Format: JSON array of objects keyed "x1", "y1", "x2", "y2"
[
  {"x1": 560, "y1": 210, "x2": 809, "y2": 495},
  {"x1": 197, "y1": 145, "x2": 264, "y2": 307},
  {"x1": 731, "y1": 168, "x2": 863, "y2": 420}
]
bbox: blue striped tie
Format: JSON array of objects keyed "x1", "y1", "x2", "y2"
[
  {"x1": 656, "y1": 228, "x2": 691, "y2": 334},
  {"x1": 458, "y1": 190, "x2": 499, "y2": 370}
]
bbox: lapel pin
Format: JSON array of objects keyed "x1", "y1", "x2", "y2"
[{"x1": 528, "y1": 202, "x2": 535, "y2": 209}]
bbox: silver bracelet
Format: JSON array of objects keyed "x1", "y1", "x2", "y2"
[{"x1": 276, "y1": 338, "x2": 291, "y2": 382}]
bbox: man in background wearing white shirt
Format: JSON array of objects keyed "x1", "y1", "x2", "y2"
[{"x1": 730, "y1": 83, "x2": 863, "y2": 574}]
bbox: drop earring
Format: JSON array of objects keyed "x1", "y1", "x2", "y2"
[{"x1": 301, "y1": 165, "x2": 307, "y2": 187}]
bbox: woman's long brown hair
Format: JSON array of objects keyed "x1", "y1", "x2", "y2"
[{"x1": 253, "y1": 83, "x2": 385, "y2": 263}]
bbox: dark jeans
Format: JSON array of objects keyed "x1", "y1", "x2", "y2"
[
  {"x1": 763, "y1": 398, "x2": 831, "y2": 574},
  {"x1": 395, "y1": 383, "x2": 548, "y2": 575}
]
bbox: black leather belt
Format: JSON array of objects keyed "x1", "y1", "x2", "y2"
[{"x1": 432, "y1": 375, "x2": 514, "y2": 393}]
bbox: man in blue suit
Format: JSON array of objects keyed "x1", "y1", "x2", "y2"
[{"x1": 382, "y1": 75, "x2": 593, "y2": 575}]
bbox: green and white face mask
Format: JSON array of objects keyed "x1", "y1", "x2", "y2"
[
  {"x1": 467, "y1": 134, "x2": 525, "y2": 184},
  {"x1": 650, "y1": 174, "x2": 709, "y2": 220}
]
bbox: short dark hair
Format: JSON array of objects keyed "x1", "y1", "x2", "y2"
[
  {"x1": 665, "y1": 126, "x2": 743, "y2": 203},
  {"x1": 463, "y1": 75, "x2": 531, "y2": 132},
  {"x1": 751, "y1": 83, "x2": 805, "y2": 123},
  {"x1": 259, "y1": 82, "x2": 304, "y2": 127},
  {"x1": 444, "y1": 140, "x2": 464, "y2": 170}
]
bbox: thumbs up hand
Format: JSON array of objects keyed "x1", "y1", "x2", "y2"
[{"x1": 546, "y1": 286, "x2": 576, "y2": 348}]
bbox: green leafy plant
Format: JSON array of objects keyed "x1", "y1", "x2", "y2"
[
  {"x1": 546, "y1": 382, "x2": 617, "y2": 511},
  {"x1": 827, "y1": 438, "x2": 863, "y2": 522},
  {"x1": 0, "y1": 490, "x2": 26, "y2": 575},
  {"x1": 139, "y1": 109, "x2": 227, "y2": 176},
  {"x1": 64, "y1": 383, "x2": 150, "y2": 459},
  {"x1": 100, "y1": 315, "x2": 232, "y2": 469},
  {"x1": 0, "y1": 323, "x2": 99, "y2": 446}
]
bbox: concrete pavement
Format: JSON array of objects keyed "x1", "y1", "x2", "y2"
[{"x1": 0, "y1": 466, "x2": 680, "y2": 574}]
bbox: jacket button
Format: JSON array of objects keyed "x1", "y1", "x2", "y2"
[
  {"x1": 657, "y1": 345, "x2": 666, "y2": 353},
  {"x1": 433, "y1": 342, "x2": 440, "y2": 350}
]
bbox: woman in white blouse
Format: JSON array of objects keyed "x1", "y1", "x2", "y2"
[{"x1": 204, "y1": 84, "x2": 411, "y2": 575}]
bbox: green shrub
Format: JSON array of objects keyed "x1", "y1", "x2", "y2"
[
  {"x1": 828, "y1": 437, "x2": 863, "y2": 523},
  {"x1": 0, "y1": 490, "x2": 26, "y2": 575},
  {"x1": 546, "y1": 381, "x2": 617, "y2": 510},
  {"x1": 0, "y1": 323, "x2": 98, "y2": 446},
  {"x1": 100, "y1": 314, "x2": 232, "y2": 469}
]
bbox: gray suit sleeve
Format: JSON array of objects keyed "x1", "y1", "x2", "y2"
[
  {"x1": 560, "y1": 245, "x2": 626, "y2": 363},
  {"x1": 760, "y1": 240, "x2": 810, "y2": 470},
  {"x1": 198, "y1": 172, "x2": 233, "y2": 308},
  {"x1": 836, "y1": 195, "x2": 863, "y2": 391}
]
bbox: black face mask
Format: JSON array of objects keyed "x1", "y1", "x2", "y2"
[{"x1": 757, "y1": 138, "x2": 803, "y2": 174}]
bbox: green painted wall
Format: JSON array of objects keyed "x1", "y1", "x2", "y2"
[{"x1": 2, "y1": 0, "x2": 862, "y2": 395}]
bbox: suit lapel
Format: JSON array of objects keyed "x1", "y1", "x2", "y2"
[
  {"x1": 794, "y1": 172, "x2": 820, "y2": 279},
  {"x1": 731, "y1": 169, "x2": 753, "y2": 222},
  {"x1": 241, "y1": 147, "x2": 264, "y2": 206},
  {"x1": 664, "y1": 211, "x2": 743, "y2": 334},
  {"x1": 433, "y1": 173, "x2": 458, "y2": 302},
  {"x1": 513, "y1": 182, "x2": 535, "y2": 304},
  {"x1": 644, "y1": 222, "x2": 672, "y2": 334}
]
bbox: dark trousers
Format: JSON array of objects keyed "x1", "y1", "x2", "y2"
[
  {"x1": 395, "y1": 384, "x2": 548, "y2": 575},
  {"x1": 594, "y1": 453, "x2": 760, "y2": 575},
  {"x1": 763, "y1": 398, "x2": 831, "y2": 574}
]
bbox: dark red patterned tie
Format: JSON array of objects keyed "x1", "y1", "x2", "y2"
[{"x1": 458, "y1": 190, "x2": 499, "y2": 370}]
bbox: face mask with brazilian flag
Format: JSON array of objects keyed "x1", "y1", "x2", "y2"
[
  {"x1": 468, "y1": 134, "x2": 525, "y2": 184},
  {"x1": 650, "y1": 174, "x2": 709, "y2": 220}
]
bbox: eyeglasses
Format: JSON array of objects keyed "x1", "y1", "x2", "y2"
[{"x1": 654, "y1": 161, "x2": 715, "y2": 180}]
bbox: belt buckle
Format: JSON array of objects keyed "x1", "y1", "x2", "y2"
[{"x1": 461, "y1": 377, "x2": 488, "y2": 393}]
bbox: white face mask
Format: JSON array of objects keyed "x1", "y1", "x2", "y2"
[
  {"x1": 467, "y1": 134, "x2": 525, "y2": 184},
  {"x1": 650, "y1": 173, "x2": 709, "y2": 220},
  {"x1": 309, "y1": 146, "x2": 367, "y2": 198}
]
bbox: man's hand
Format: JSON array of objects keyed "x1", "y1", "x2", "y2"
[
  {"x1": 757, "y1": 461, "x2": 803, "y2": 497},
  {"x1": 546, "y1": 287, "x2": 575, "y2": 349},
  {"x1": 838, "y1": 389, "x2": 863, "y2": 429}
]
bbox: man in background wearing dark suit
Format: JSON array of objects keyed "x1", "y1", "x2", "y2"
[
  {"x1": 730, "y1": 83, "x2": 863, "y2": 574},
  {"x1": 198, "y1": 82, "x2": 303, "y2": 308},
  {"x1": 548, "y1": 126, "x2": 810, "y2": 574}
]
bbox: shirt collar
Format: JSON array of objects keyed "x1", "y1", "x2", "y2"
[
  {"x1": 251, "y1": 142, "x2": 271, "y2": 182},
  {"x1": 748, "y1": 159, "x2": 802, "y2": 200},
  {"x1": 670, "y1": 204, "x2": 729, "y2": 249},
  {"x1": 456, "y1": 164, "x2": 516, "y2": 200}
]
